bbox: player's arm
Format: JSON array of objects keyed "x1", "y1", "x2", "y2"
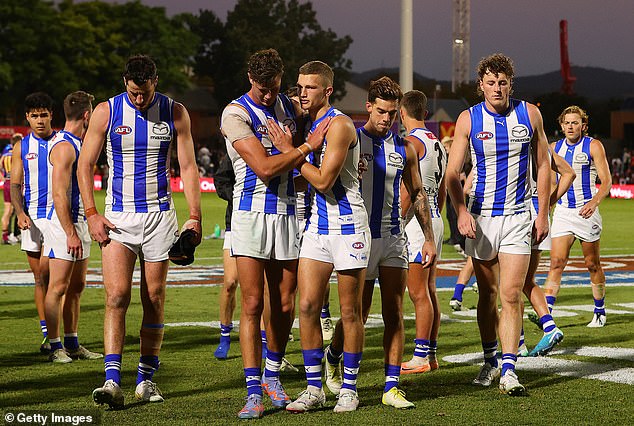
[
  {"x1": 446, "y1": 110, "x2": 475, "y2": 239},
  {"x1": 528, "y1": 103, "x2": 551, "y2": 243},
  {"x1": 174, "y1": 102, "x2": 202, "y2": 245},
  {"x1": 580, "y1": 139, "x2": 612, "y2": 218},
  {"x1": 402, "y1": 139, "x2": 436, "y2": 268},
  {"x1": 299, "y1": 116, "x2": 354, "y2": 193},
  {"x1": 400, "y1": 135, "x2": 426, "y2": 217},
  {"x1": 77, "y1": 101, "x2": 116, "y2": 244},
  {"x1": 50, "y1": 142, "x2": 83, "y2": 258},
  {"x1": 10, "y1": 139, "x2": 30, "y2": 229},
  {"x1": 549, "y1": 147, "x2": 575, "y2": 206}
]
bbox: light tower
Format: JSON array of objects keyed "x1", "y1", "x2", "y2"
[{"x1": 452, "y1": 0, "x2": 470, "y2": 92}]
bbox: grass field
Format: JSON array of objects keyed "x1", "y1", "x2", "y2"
[{"x1": 1, "y1": 194, "x2": 634, "y2": 425}]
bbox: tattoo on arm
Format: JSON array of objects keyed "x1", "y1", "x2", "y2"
[{"x1": 412, "y1": 191, "x2": 434, "y2": 242}]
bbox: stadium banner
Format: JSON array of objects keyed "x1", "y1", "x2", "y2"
[
  {"x1": 609, "y1": 184, "x2": 634, "y2": 199},
  {"x1": 0, "y1": 126, "x2": 31, "y2": 139}
]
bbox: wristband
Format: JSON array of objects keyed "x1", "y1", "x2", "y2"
[{"x1": 85, "y1": 207, "x2": 98, "y2": 218}]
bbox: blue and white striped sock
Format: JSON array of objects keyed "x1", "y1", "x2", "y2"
[
  {"x1": 219, "y1": 323, "x2": 232, "y2": 344},
  {"x1": 244, "y1": 367, "x2": 262, "y2": 397},
  {"x1": 302, "y1": 348, "x2": 324, "y2": 389},
  {"x1": 260, "y1": 330, "x2": 267, "y2": 359},
  {"x1": 49, "y1": 337, "x2": 63, "y2": 351},
  {"x1": 321, "y1": 303, "x2": 331, "y2": 319},
  {"x1": 341, "y1": 352, "x2": 362, "y2": 393},
  {"x1": 64, "y1": 333, "x2": 79, "y2": 350},
  {"x1": 593, "y1": 297, "x2": 606, "y2": 315},
  {"x1": 384, "y1": 364, "x2": 400, "y2": 392},
  {"x1": 104, "y1": 354, "x2": 122, "y2": 385},
  {"x1": 539, "y1": 314, "x2": 556, "y2": 333},
  {"x1": 264, "y1": 350, "x2": 283, "y2": 382},
  {"x1": 413, "y1": 338, "x2": 430, "y2": 359},
  {"x1": 429, "y1": 340, "x2": 438, "y2": 360},
  {"x1": 40, "y1": 320, "x2": 48, "y2": 339},
  {"x1": 546, "y1": 296, "x2": 556, "y2": 313},
  {"x1": 501, "y1": 353, "x2": 517, "y2": 376},
  {"x1": 519, "y1": 329, "x2": 525, "y2": 348},
  {"x1": 136, "y1": 355, "x2": 159, "y2": 384},
  {"x1": 483, "y1": 340, "x2": 498, "y2": 368}
]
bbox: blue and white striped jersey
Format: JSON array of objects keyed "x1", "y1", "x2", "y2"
[
  {"x1": 305, "y1": 108, "x2": 368, "y2": 235},
  {"x1": 408, "y1": 128, "x2": 447, "y2": 219},
  {"x1": 222, "y1": 93, "x2": 297, "y2": 215},
  {"x1": 468, "y1": 99, "x2": 533, "y2": 216},
  {"x1": 358, "y1": 128, "x2": 406, "y2": 238},
  {"x1": 21, "y1": 131, "x2": 56, "y2": 219},
  {"x1": 105, "y1": 92, "x2": 174, "y2": 213},
  {"x1": 553, "y1": 135, "x2": 597, "y2": 208},
  {"x1": 48, "y1": 130, "x2": 83, "y2": 222}
]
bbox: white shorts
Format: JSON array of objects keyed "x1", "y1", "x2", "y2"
[
  {"x1": 466, "y1": 211, "x2": 532, "y2": 261},
  {"x1": 223, "y1": 230, "x2": 231, "y2": 251},
  {"x1": 42, "y1": 216, "x2": 91, "y2": 261},
  {"x1": 231, "y1": 210, "x2": 299, "y2": 260},
  {"x1": 530, "y1": 203, "x2": 551, "y2": 251},
  {"x1": 300, "y1": 231, "x2": 370, "y2": 271},
  {"x1": 21, "y1": 218, "x2": 46, "y2": 253},
  {"x1": 551, "y1": 204, "x2": 602, "y2": 242},
  {"x1": 106, "y1": 210, "x2": 178, "y2": 262},
  {"x1": 405, "y1": 216, "x2": 444, "y2": 263},
  {"x1": 366, "y1": 233, "x2": 409, "y2": 280}
]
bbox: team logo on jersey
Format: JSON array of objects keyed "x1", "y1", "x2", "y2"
[
  {"x1": 426, "y1": 132, "x2": 438, "y2": 140},
  {"x1": 25, "y1": 152, "x2": 38, "y2": 160},
  {"x1": 387, "y1": 153, "x2": 404, "y2": 169},
  {"x1": 256, "y1": 124, "x2": 268, "y2": 135},
  {"x1": 475, "y1": 131, "x2": 493, "y2": 140},
  {"x1": 574, "y1": 152, "x2": 590, "y2": 165},
  {"x1": 114, "y1": 125, "x2": 132, "y2": 135},
  {"x1": 352, "y1": 241, "x2": 365, "y2": 250},
  {"x1": 510, "y1": 125, "x2": 531, "y2": 143}
]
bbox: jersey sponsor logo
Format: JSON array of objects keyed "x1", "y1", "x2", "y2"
[
  {"x1": 150, "y1": 121, "x2": 172, "y2": 141},
  {"x1": 510, "y1": 124, "x2": 531, "y2": 143},
  {"x1": 425, "y1": 132, "x2": 438, "y2": 140},
  {"x1": 282, "y1": 118, "x2": 296, "y2": 134},
  {"x1": 475, "y1": 131, "x2": 493, "y2": 140},
  {"x1": 387, "y1": 152, "x2": 404, "y2": 169},
  {"x1": 352, "y1": 241, "x2": 365, "y2": 249},
  {"x1": 114, "y1": 125, "x2": 132, "y2": 135},
  {"x1": 25, "y1": 152, "x2": 38, "y2": 160},
  {"x1": 338, "y1": 215, "x2": 354, "y2": 224},
  {"x1": 574, "y1": 152, "x2": 590, "y2": 165}
]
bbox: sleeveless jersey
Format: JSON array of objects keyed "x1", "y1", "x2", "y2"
[
  {"x1": 222, "y1": 93, "x2": 296, "y2": 215},
  {"x1": 105, "y1": 92, "x2": 175, "y2": 213},
  {"x1": 468, "y1": 99, "x2": 532, "y2": 216},
  {"x1": 305, "y1": 108, "x2": 368, "y2": 235},
  {"x1": 553, "y1": 136, "x2": 597, "y2": 208},
  {"x1": 21, "y1": 131, "x2": 56, "y2": 219},
  {"x1": 48, "y1": 130, "x2": 84, "y2": 222},
  {"x1": 408, "y1": 128, "x2": 447, "y2": 219},
  {"x1": 1, "y1": 146, "x2": 11, "y2": 179},
  {"x1": 358, "y1": 128, "x2": 406, "y2": 238}
]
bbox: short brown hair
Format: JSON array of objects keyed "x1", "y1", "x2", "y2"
[
  {"x1": 124, "y1": 55, "x2": 157, "y2": 85},
  {"x1": 558, "y1": 105, "x2": 589, "y2": 134},
  {"x1": 248, "y1": 49, "x2": 284, "y2": 85},
  {"x1": 63, "y1": 91, "x2": 94, "y2": 121},
  {"x1": 298, "y1": 61, "x2": 334, "y2": 87},
  {"x1": 401, "y1": 90, "x2": 428, "y2": 120},
  {"x1": 476, "y1": 53, "x2": 515, "y2": 96},
  {"x1": 367, "y1": 76, "x2": 402, "y2": 103}
]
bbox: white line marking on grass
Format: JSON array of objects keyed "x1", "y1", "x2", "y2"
[{"x1": 443, "y1": 346, "x2": 634, "y2": 385}]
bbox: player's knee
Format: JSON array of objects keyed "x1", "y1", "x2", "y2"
[
  {"x1": 339, "y1": 304, "x2": 361, "y2": 324},
  {"x1": 298, "y1": 297, "x2": 320, "y2": 318},
  {"x1": 550, "y1": 256, "x2": 567, "y2": 271},
  {"x1": 585, "y1": 259, "x2": 601, "y2": 274},
  {"x1": 224, "y1": 277, "x2": 239, "y2": 293},
  {"x1": 241, "y1": 295, "x2": 263, "y2": 317},
  {"x1": 105, "y1": 292, "x2": 131, "y2": 310}
]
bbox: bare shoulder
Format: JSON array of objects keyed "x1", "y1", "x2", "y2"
[
  {"x1": 173, "y1": 101, "x2": 191, "y2": 120},
  {"x1": 328, "y1": 115, "x2": 356, "y2": 139}
]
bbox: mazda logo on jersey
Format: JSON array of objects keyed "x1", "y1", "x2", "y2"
[
  {"x1": 511, "y1": 125, "x2": 529, "y2": 138},
  {"x1": 114, "y1": 125, "x2": 132, "y2": 135},
  {"x1": 388, "y1": 153, "x2": 403, "y2": 164},
  {"x1": 575, "y1": 152, "x2": 590, "y2": 165},
  {"x1": 282, "y1": 118, "x2": 296, "y2": 134},
  {"x1": 352, "y1": 242, "x2": 365, "y2": 249},
  {"x1": 475, "y1": 131, "x2": 493, "y2": 140},
  {"x1": 153, "y1": 122, "x2": 170, "y2": 135},
  {"x1": 25, "y1": 152, "x2": 38, "y2": 160}
]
